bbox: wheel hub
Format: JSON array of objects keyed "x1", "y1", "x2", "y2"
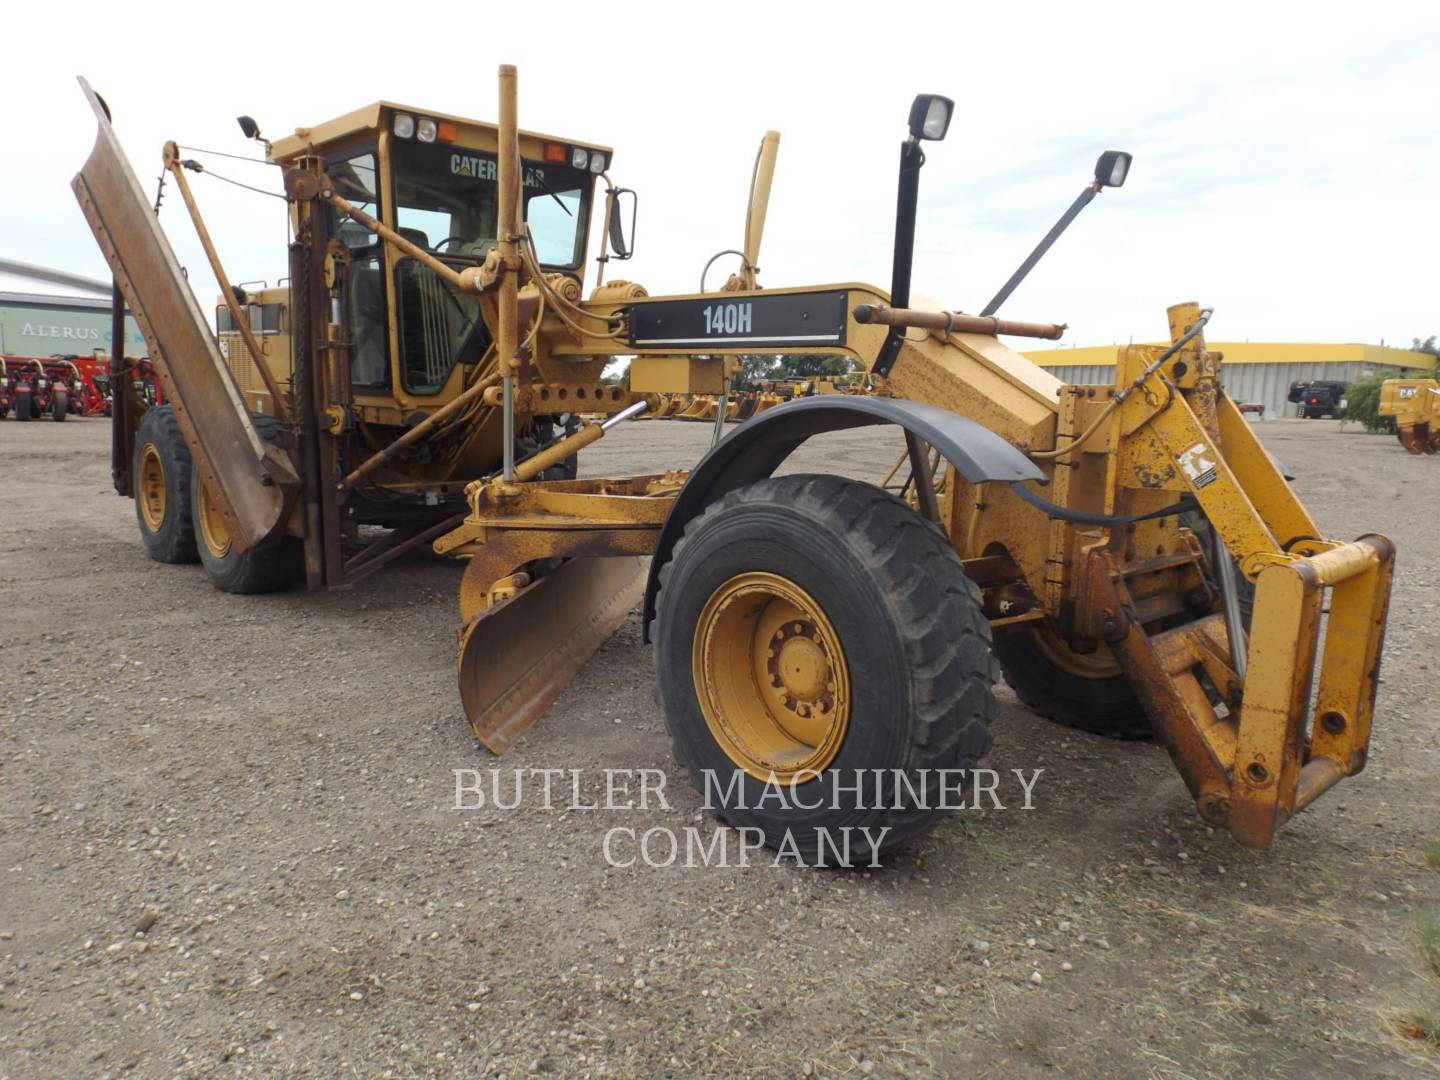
[
  {"x1": 692, "y1": 572, "x2": 850, "y2": 782},
  {"x1": 138, "y1": 443, "x2": 166, "y2": 533},
  {"x1": 771, "y1": 626, "x2": 828, "y2": 701},
  {"x1": 197, "y1": 477, "x2": 232, "y2": 559}
]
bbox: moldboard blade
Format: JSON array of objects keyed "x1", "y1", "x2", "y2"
[{"x1": 457, "y1": 556, "x2": 646, "y2": 754}]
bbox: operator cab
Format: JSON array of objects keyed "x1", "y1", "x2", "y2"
[{"x1": 267, "y1": 104, "x2": 612, "y2": 408}]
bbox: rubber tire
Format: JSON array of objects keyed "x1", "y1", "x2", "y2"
[
  {"x1": 191, "y1": 414, "x2": 301, "y2": 595},
  {"x1": 520, "y1": 413, "x2": 581, "y2": 481},
  {"x1": 51, "y1": 390, "x2": 68, "y2": 421},
  {"x1": 13, "y1": 391, "x2": 31, "y2": 421},
  {"x1": 993, "y1": 510, "x2": 1255, "y2": 741},
  {"x1": 992, "y1": 630, "x2": 1152, "y2": 740},
  {"x1": 133, "y1": 405, "x2": 198, "y2": 564},
  {"x1": 655, "y1": 474, "x2": 996, "y2": 863}
]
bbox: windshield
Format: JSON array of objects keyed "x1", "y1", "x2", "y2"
[{"x1": 391, "y1": 139, "x2": 592, "y2": 267}]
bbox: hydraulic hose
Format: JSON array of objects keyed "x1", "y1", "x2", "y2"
[
  {"x1": 1007, "y1": 480, "x2": 1196, "y2": 526},
  {"x1": 1027, "y1": 308, "x2": 1213, "y2": 462}
]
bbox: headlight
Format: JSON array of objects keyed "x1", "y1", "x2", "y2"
[
  {"x1": 1093, "y1": 150, "x2": 1132, "y2": 189},
  {"x1": 589, "y1": 153, "x2": 606, "y2": 174},
  {"x1": 392, "y1": 113, "x2": 415, "y2": 139},
  {"x1": 570, "y1": 147, "x2": 588, "y2": 170},
  {"x1": 416, "y1": 118, "x2": 438, "y2": 143},
  {"x1": 907, "y1": 94, "x2": 954, "y2": 142}
]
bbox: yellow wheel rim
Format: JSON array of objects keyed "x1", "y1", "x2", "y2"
[
  {"x1": 1031, "y1": 624, "x2": 1121, "y2": 680},
  {"x1": 138, "y1": 443, "x2": 167, "y2": 533},
  {"x1": 692, "y1": 572, "x2": 850, "y2": 783},
  {"x1": 196, "y1": 476, "x2": 232, "y2": 559}
]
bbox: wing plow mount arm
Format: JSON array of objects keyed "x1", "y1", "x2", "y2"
[
  {"x1": 641, "y1": 396, "x2": 1044, "y2": 640},
  {"x1": 854, "y1": 304, "x2": 1067, "y2": 341}
]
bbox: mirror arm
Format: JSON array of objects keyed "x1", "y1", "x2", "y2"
[
  {"x1": 595, "y1": 180, "x2": 616, "y2": 287},
  {"x1": 980, "y1": 182, "x2": 1099, "y2": 318}
]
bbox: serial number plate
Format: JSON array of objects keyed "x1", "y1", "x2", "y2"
[{"x1": 628, "y1": 291, "x2": 848, "y2": 350}]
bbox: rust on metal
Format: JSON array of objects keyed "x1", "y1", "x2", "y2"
[
  {"x1": 71, "y1": 77, "x2": 298, "y2": 553},
  {"x1": 852, "y1": 304, "x2": 1066, "y2": 340},
  {"x1": 458, "y1": 554, "x2": 650, "y2": 753},
  {"x1": 341, "y1": 371, "x2": 502, "y2": 490}
]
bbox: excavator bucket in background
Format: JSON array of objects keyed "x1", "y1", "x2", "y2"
[
  {"x1": 70, "y1": 78, "x2": 298, "y2": 552},
  {"x1": 677, "y1": 395, "x2": 715, "y2": 421},
  {"x1": 1398, "y1": 424, "x2": 1438, "y2": 454}
]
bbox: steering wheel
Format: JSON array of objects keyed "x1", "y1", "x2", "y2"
[{"x1": 435, "y1": 237, "x2": 499, "y2": 259}]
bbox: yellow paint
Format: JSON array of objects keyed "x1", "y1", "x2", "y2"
[{"x1": 1026, "y1": 341, "x2": 1437, "y2": 370}]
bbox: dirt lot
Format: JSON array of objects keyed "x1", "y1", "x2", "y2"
[{"x1": 1, "y1": 414, "x2": 1438, "y2": 1078}]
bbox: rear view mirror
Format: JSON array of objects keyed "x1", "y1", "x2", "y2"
[{"x1": 607, "y1": 188, "x2": 637, "y2": 260}]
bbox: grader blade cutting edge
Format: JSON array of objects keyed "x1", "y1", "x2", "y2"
[
  {"x1": 457, "y1": 556, "x2": 648, "y2": 754},
  {"x1": 70, "y1": 77, "x2": 298, "y2": 552}
]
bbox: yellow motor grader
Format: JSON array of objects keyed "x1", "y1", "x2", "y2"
[{"x1": 74, "y1": 66, "x2": 1394, "y2": 859}]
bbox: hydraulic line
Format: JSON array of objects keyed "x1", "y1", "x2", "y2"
[
  {"x1": 1027, "y1": 309, "x2": 1212, "y2": 462},
  {"x1": 1007, "y1": 480, "x2": 1196, "y2": 526}
]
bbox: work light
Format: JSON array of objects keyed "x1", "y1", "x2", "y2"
[
  {"x1": 392, "y1": 113, "x2": 415, "y2": 139},
  {"x1": 589, "y1": 153, "x2": 606, "y2": 174},
  {"x1": 416, "y1": 118, "x2": 438, "y2": 143},
  {"x1": 571, "y1": 147, "x2": 589, "y2": 170},
  {"x1": 908, "y1": 94, "x2": 954, "y2": 141},
  {"x1": 1093, "y1": 150, "x2": 1132, "y2": 188}
]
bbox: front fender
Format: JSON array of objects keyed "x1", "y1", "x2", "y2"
[{"x1": 642, "y1": 396, "x2": 1044, "y2": 641}]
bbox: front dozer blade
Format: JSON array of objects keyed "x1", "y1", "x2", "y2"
[{"x1": 457, "y1": 556, "x2": 647, "y2": 754}]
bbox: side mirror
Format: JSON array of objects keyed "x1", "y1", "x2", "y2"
[
  {"x1": 1093, "y1": 149, "x2": 1132, "y2": 188},
  {"x1": 607, "y1": 188, "x2": 637, "y2": 260},
  {"x1": 237, "y1": 115, "x2": 261, "y2": 140},
  {"x1": 907, "y1": 94, "x2": 954, "y2": 142}
]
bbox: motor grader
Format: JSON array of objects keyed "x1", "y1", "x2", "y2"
[{"x1": 73, "y1": 66, "x2": 1394, "y2": 860}]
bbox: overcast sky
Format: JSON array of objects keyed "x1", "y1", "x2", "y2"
[{"x1": 4, "y1": 1, "x2": 1436, "y2": 348}]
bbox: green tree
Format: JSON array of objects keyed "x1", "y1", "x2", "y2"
[
  {"x1": 1343, "y1": 369, "x2": 1399, "y2": 434},
  {"x1": 1342, "y1": 335, "x2": 1436, "y2": 434}
]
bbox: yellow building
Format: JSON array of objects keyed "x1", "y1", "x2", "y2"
[{"x1": 1024, "y1": 342, "x2": 1436, "y2": 418}]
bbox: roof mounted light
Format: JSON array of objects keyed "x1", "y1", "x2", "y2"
[
  {"x1": 571, "y1": 147, "x2": 588, "y2": 169},
  {"x1": 416, "y1": 117, "x2": 438, "y2": 143},
  {"x1": 589, "y1": 152, "x2": 606, "y2": 174},
  {"x1": 392, "y1": 113, "x2": 415, "y2": 139},
  {"x1": 907, "y1": 94, "x2": 954, "y2": 142},
  {"x1": 1093, "y1": 149, "x2": 1132, "y2": 188}
]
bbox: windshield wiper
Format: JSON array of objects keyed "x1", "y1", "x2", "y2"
[{"x1": 530, "y1": 170, "x2": 572, "y2": 217}]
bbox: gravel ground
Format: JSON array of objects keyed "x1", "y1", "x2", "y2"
[{"x1": 1, "y1": 414, "x2": 1438, "y2": 1079}]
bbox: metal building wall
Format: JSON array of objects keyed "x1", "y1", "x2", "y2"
[{"x1": 1037, "y1": 361, "x2": 1387, "y2": 419}]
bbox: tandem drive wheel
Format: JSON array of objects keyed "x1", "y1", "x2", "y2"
[{"x1": 655, "y1": 474, "x2": 995, "y2": 864}]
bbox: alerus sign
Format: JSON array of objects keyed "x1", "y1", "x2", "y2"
[{"x1": 23, "y1": 322, "x2": 105, "y2": 341}]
